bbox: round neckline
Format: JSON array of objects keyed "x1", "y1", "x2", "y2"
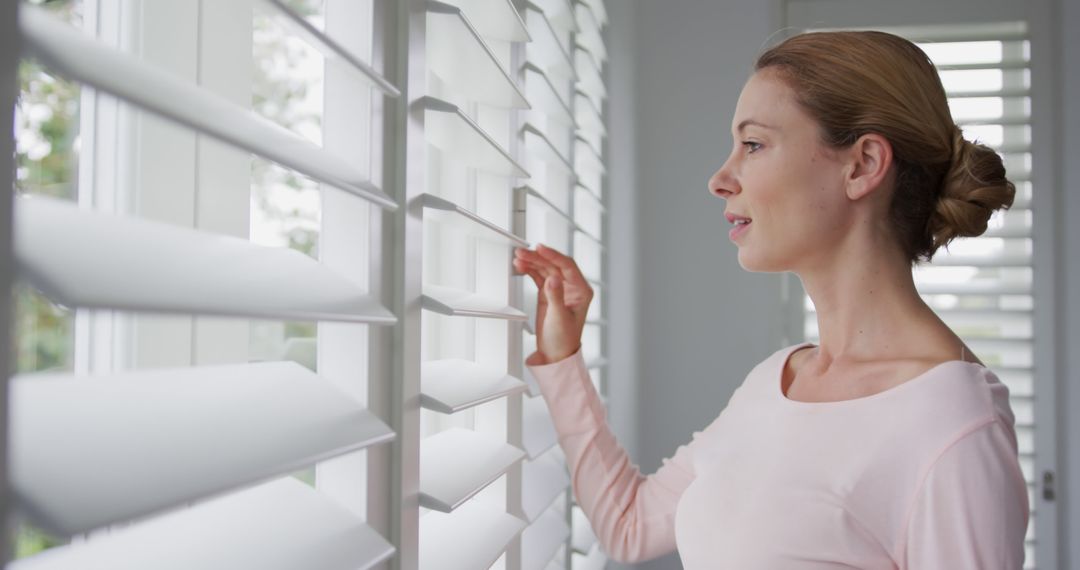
[{"x1": 775, "y1": 341, "x2": 988, "y2": 407}]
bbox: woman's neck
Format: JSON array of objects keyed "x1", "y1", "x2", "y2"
[{"x1": 797, "y1": 231, "x2": 935, "y2": 365}]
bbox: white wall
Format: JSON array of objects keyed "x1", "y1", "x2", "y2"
[
  {"x1": 1059, "y1": 0, "x2": 1079, "y2": 566},
  {"x1": 631, "y1": 1, "x2": 786, "y2": 568},
  {"x1": 605, "y1": 0, "x2": 640, "y2": 463}
]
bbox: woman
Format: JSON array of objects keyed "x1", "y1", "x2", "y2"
[{"x1": 512, "y1": 31, "x2": 1029, "y2": 569}]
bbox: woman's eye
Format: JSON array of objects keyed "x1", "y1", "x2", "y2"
[{"x1": 742, "y1": 141, "x2": 763, "y2": 154}]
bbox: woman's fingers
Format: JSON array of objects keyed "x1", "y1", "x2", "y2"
[
  {"x1": 516, "y1": 246, "x2": 593, "y2": 302},
  {"x1": 514, "y1": 257, "x2": 558, "y2": 282},
  {"x1": 534, "y1": 244, "x2": 589, "y2": 286},
  {"x1": 513, "y1": 260, "x2": 547, "y2": 292},
  {"x1": 517, "y1": 246, "x2": 572, "y2": 279}
]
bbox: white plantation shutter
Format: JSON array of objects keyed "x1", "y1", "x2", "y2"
[
  {"x1": 6, "y1": 0, "x2": 611, "y2": 568},
  {"x1": 798, "y1": 20, "x2": 1047, "y2": 569},
  {"x1": 9, "y1": 2, "x2": 399, "y2": 569},
  {"x1": 413, "y1": 0, "x2": 532, "y2": 568},
  {"x1": 514, "y1": 0, "x2": 610, "y2": 568}
]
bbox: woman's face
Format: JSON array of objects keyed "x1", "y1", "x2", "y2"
[{"x1": 708, "y1": 69, "x2": 854, "y2": 273}]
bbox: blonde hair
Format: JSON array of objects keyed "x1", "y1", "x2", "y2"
[{"x1": 755, "y1": 31, "x2": 1015, "y2": 263}]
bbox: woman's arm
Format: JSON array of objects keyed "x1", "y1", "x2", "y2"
[
  {"x1": 898, "y1": 418, "x2": 1030, "y2": 569},
  {"x1": 516, "y1": 244, "x2": 711, "y2": 562},
  {"x1": 527, "y1": 347, "x2": 714, "y2": 564}
]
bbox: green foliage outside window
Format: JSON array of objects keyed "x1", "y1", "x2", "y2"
[{"x1": 10, "y1": 0, "x2": 80, "y2": 559}]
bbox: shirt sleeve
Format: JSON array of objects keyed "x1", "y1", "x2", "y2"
[
  {"x1": 901, "y1": 418, "x2": 1030, "y2": 570},
  {"x1": 526, "y1": 347, "x2": 722, "y2": 564}
]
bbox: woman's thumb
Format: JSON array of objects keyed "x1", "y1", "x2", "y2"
[{"x1": 544, "y1": 276, "x2": 567, "y2": 311}]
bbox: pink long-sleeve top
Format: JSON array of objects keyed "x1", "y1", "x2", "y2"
[{"x1": 526, "y1": 341, "x2": 1030, "y2": 569}]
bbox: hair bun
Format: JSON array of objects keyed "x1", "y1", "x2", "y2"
[{"x1": 926, "y1": 128, "x2": 1016, "y2": 257}]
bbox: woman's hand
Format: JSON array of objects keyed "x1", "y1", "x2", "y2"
[{"x1": 513, "y1": 244, "x2": 594, "y2": 365}]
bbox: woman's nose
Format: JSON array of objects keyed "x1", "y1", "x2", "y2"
[{"x1": 707, "y1": 160, "x2": 739, "y2": 199}]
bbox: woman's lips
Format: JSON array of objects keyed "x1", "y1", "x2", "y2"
[
  {"x1": 729, "y1": 220, "x2": 751, "y2": 241},
  {"x1": 725, "y1": 212, "x2": 752, "y2": 242}
]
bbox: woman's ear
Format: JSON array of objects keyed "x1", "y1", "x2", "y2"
[{"x1": 845, "y1": 133, "x2": 893, "y2": 201}]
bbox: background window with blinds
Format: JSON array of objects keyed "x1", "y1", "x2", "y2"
[
  {"x1": 5, "y1": 0, "x2": 611, "y2": 569},
  {"x1": 801, "y1": 21, "x2": 1039, "y2": 569}
]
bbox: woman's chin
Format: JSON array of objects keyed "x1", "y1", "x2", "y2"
[{"x1": 737, "y1": 249, "x2": 786, "y2": 273}]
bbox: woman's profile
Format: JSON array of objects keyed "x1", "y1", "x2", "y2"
[{"x1": 513, "y1": 31, "x2": 1029, "y2": 568}]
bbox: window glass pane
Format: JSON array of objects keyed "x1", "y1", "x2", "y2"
[
  {"x1": 12, "y1": 0, "x2": 82, "y2": 406},
  {"x1": 15, "y1": 63, "x2": 80, "y2": 201},
  {"x1": 250, "y1": 0, "x2": 325, "y2": 257},
  {"x1": 249, "y1": 0, "x2": 325, "y2": 392},
  {"x1": 252, "y1": 0, "x2": 325, "y2": 145},
  {"x1": 12, "y1": 50, "x2": 80, "y2": 377},
  {"x1": 12, "y1": 2, "x2": 83, "y2": 558}
]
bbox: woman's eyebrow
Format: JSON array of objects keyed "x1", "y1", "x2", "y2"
[{"x1": 736, "y1": 119, "x2": 776, "y2": 133}]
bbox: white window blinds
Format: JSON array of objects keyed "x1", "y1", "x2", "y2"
[
  {"x1": 802, "y1": 21, "x2": 1039, "y2": 569},
  {"x1": 10, "y1": 1, "x2": 399, "y2": 569},
  {"x1": 6, "y1": 0, "x2": 610, "y2": 568}
]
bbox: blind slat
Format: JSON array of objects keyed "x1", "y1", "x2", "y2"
[
  {"x1": 423, "y1": 193, "x2": 530, "y2": 248},
  {"x1": 260, "y1": 0, "x2": 400, "y2": 96},
  {"x1": 419, "y1": 428, "x2": 525, "y2": 512},
  {"x1": 522, "y1": 184, "x2": 575, "y2": 223},
  {"x1": 11, "y1": 362, "x2": 394, "y2": 536},
  {"x1": 523, "y1": 395, "x2": 559, "y2": 459},
  {"x1": 947, "y1": 88, "x2": 1030, "y2": 98},
  {"x1": 420, "y1": 359, "x2": 527, "y2": 414},
  {"x1": 915, "y1": 281, "x2": 1030, "y2": 295},
  {"x1": 577, "y1": 180, "x2": 603, "y2": 205},
  {"x1": 576, "y1": 184, "x2": 606, "y2": 214},
  {"x1": 573, "y1": 4, "x2": 607, "y2": 65},
  {"x1": 862, "y1": 22, "x2": 1027, "y2": 43},
  {"x1": 955, "y1": 114, "x2": 1031, "y2": 126},
  {"x1": 525, "y1": 4, "x2": 577, "y2": 82},
  {"x1": 437, "y1": 0, "x2": 531, "y2": 42},
  {"x1": 580, "y1": 0, "x2": 608, "y2": 26},
  {"x1": 9, "y1": 479, "x2": 394, "y2": 570},
  {"x1": 18, "y1": 6, "x2": 397, "y2": 210},
  {"x1": 523, "y1": 285, "x2": 540, "y2": 335},
  {"x1": 531, "y1": 0, "x2": 580, "y2": 36},
  {"x1": 522, "y1": 451, "x2": 570, "y2": 522},
  {"x1": 521, "y1": 503, "x2": 572, "y2": 570},
  {"x1": 523, "y1": 123, "x2": 576, "y2": 173},
  {"x1": 936, "y1": 59, "x2": 1029, "y2": 72},
  {"x1": 14, "y1": 197, "x2": 397, "y2": 324},
  {"x1": 574, "y1": 135, "x2": 606, "y2": 175},
  {"x1": 927, "y1": 253, "x2": 1031, "y2": 267},
  {"x1": 573, "y1": 45, "x2": 607, "y2": 106},
  {"x1": 418, "y1": 499, "x2": 526, "y2": 570},
  {"x1": 575, "y1": 90, "x2": 607, "y2": 136},
  {"x1": 570, "y1": 505, "x2": 598, "y2": 554},
  {"x1": 427, "y1": 1, "x2": 530, "y2": 108},
  {"x1": 571, "y1": 542, "x2": 608, "y2": 570},
  {"x1": 423, "y1": 96, "x2": 531, "y2": 177},
  {"x1": 523, "y1": 63, "x2": 577, "y2": 126},
  {"x1": 575, "y1": 228, "x2": 606, "y2": 250},
  {"x1": 423, "y1": 284, "x2": 529, "y2": 320}
]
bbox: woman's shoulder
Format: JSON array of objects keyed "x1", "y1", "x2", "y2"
[{"x1": 917, "y1": 359, "x2": 1017, "y2": 429}]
